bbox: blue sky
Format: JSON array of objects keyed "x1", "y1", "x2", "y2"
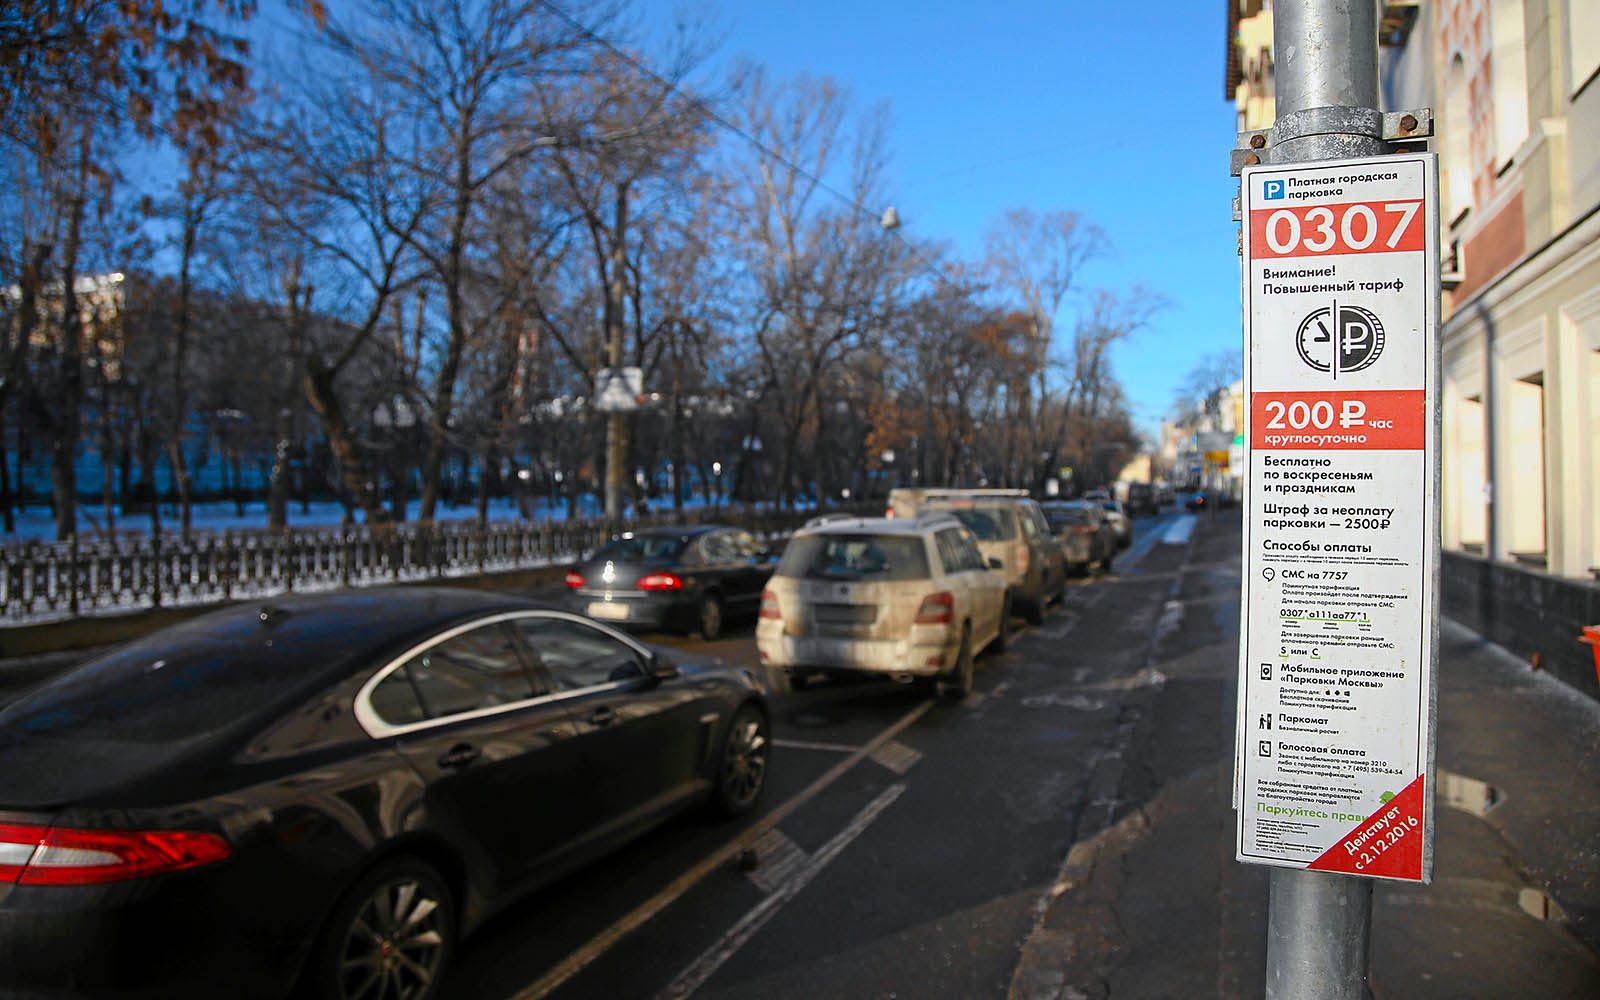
[{"x1": 663, "y1": 0, "x2": 1244, "y2": 438}]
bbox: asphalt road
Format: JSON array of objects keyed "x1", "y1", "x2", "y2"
[
  {"x1": 0, "y1": 509, "x2": 1201, "y2": 1000},
  {"x1": 441, "y1": 509, "x2": 1196, "y2": 1000}
]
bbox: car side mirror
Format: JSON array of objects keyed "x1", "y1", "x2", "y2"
[
  {"x1": 648, "y1": 654, "x2": 680, "y2": 684},
  {"x1": 988, "y1": 557, "x2": 1004, "y2": 570}
]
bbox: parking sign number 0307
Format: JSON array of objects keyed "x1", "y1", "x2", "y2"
[{"x1": 1262, "y1": 202, "x2": 1421, "y2": 256}]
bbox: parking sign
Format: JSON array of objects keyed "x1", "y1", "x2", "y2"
[{"x1": 1235, "y1": 154, "x2": 1440, "y2": 883}]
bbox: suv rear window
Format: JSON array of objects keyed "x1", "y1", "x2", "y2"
[
  {"x1": 928, "y1": 505, "x2": 1017, "y2": 540},
  {"x1": 1045, "y1": 507, "x2": 1093, "y2": 529},
  {"x1": 777, "y1": 534, "x2": 930, "y2": 581}
]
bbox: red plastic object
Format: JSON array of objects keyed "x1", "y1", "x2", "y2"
[{"x1": 1581, "y1": 625, "x2": 1600, "y2": 690}]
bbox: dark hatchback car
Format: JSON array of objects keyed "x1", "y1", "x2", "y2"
[
  {"x1": 565, "y1": 525, "x2": 778, "y2": 639},
  {"x1": 0, "y1": 588, "x2": 769, "y2": 1000}
]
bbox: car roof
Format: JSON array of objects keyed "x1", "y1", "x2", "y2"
[
  {"x1": 798, "y1": 514, "x2": 954, "y2": 536},
  {"x1": 616, "y1": 524, "x2": 721, "y2": 539},
  {"x1": 1, "y1": 587, "x2": 546, "y2": 739}
]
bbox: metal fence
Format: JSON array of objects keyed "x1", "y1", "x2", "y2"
[{"x1": 1, "y1": 505, "x2": 850, "y2": 624}]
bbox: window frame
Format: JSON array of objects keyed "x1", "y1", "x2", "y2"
[{"x1": 353, "y1": 610, "x2": 657, "y2": 739}]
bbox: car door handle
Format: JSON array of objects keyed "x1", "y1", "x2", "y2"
[
  {"x1": 436, "y1": 743, "x2": 480, "y2": 769},
  {"x1": 588, "y1": 705, "x2": 617, "y2": 727}
]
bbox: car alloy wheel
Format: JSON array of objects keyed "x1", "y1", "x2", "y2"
[
  {"x1": 318, "y1": 858, "x2": 455, "y2": 1000},
  {"x1": 938, "y1": 625, "x2": 974, "y2": 701},
  {"x1": 698, "y1": 594, "x2": 724, "y2": 640},
  {"x1": 992, "y1": 593, "x2": 1012, "y2": 653},
  {"x1": 1025, "y1": 587, "x2": 1046, "y2": 626},
  {"x1": 714, "y1": 705, "x2": 769, "y2": 816}
]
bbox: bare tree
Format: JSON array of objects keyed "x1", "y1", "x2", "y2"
[
  {"x1": 981, "y1": 207, "x2": 1107, "y2": 486},
  {"x1": 733, "y1": 68, "x2": 912, "y2": 506}
]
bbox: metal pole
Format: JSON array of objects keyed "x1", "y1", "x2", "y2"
[{"x1": 1264, "y1": 2, "x2": 1381, "y2": 998}]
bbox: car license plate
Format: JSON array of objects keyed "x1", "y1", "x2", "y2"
[{"x1": 588, "y1": 601, "x2": 630, "y2": 620}]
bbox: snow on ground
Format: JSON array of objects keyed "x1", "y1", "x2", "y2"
[
  {"x1": 1162, "y1": 514, "x2": 1198, "y2": 545},
  {"x1": 1, "y1": 491, "x2": 745, "y2": 546}
]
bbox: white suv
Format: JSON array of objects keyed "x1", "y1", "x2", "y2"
[{"x1": 757, "y1": 515, "x2": 1007, "y2": 699}]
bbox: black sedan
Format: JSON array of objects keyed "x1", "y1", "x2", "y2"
[
  {"x1": 0, "y1": 588, "x2": 770, "y2": 999},
  {"x1": 565, "y1": 525, "x2": 778, "y2": 639}
]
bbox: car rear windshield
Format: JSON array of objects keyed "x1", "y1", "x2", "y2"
[
  {"x1": 777, "y1": 534, "x2": 930, "y2": 581},
  {"x1": 927, "y1": 505, "x2": 1017, "y2": 540},
  {"x1": 593, "y1": 534, "x2": 689, "y2": 561},
  {"x1": 1045, "y1": 508, "x2": 1093, "y2": 529},
  {"x1": 0, "y1": 628, "x2": 335, "y2": 744}
]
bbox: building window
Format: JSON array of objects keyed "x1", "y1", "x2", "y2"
[
  {"x1": 1588, "y1": 350, "x2": 1600, "y2": 577},
  {"x1": 1570, "y1": 0, "x2": 1600, "y2": 96},
  {"x1": 1490, "y1": 1, "x2": 1528, "y2": 168},
  {"x1": 1448, "y1": 393, "x2": 1487, "y2": 552},
  {"x1": 1505, "y1": 373, "x2": 1546, "y2": 564},
  {"x1": 1444, "y1": 54, "x2": 1472, "y2": 219}
]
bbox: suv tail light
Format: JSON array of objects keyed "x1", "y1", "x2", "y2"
[
  {"x1": 637, "y1": 573, "x2": 684, "y2": 591},
  {"x1": 564, "y1": 570, "x2": 586, "y2": 589},
  {"x1": 1015, "y1": 544, "x2": 1030, "y2": 575},
  {"x1": 1072, "y1": 524, "x2": 1095, "y2": 535},
  {"x1": 914, "y1": 591, "x2": 954, "y2": 624},
  {"x1": 0, "y1": 823, "x2": 231, "y2": 886},
  {"x1": 759, "y1": 588, "x2": 782, "y2": 620}
]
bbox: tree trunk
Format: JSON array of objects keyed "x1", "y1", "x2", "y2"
[
  {"x1": 303, "y1": 361, "x2": 388, "y2": 524},
  {"x1": 267, "y1": 414, "x2": 291, "y2": 532},
  {"x1": 1, "y1": 243, "x2": 50, "y2": 534},
  {"x1": 0, "y1": 408, "x2": 12, "y2": 535},
  {"x1": 50, "y1": 123, "x2": 93, "y2": 540}
]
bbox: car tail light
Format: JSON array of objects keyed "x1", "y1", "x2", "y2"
[
  {"x1": 1072, "y1": 524, "x2": 1095, "y2": 535},
  {"x1": 564, "y1": 570, "x2": 586, "y2": 589},
  {"x1": 0, "y1": 823, "x2": 231, "y2": 886},
  {"x1": 1015, "y1": 544, "x2": 1030, "y2": 575},
  {"x1": 759, "y1": 588, "x2": 782, "y2": 620},
  {"x1": 914, "y1": 591, "x2": 954, "y2": 624},
  {"x1": 637, "y1": 573, "x2": 684, "y2": 591}
]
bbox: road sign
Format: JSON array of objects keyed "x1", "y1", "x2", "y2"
[
  {"x1": 1235, "y1": 153, "x2": 1439, "y2": 883},
  {"x1": 595, "y1": 367, "x2": 644, "y2": 413}
]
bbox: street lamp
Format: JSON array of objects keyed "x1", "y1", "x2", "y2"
[{"x1": 711, "y1": 461, "x2": 723, "y2": 508}]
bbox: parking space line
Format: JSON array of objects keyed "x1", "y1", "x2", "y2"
[
  {"x1": 656, "y1": 784, "x2": 907, "y2": 999},
  {"x1": 510, "y1": 698, "x2": 934, "y2": 1000},
  {"x1": 771, "y1": 738, "x2": 862, "y2": 754}
]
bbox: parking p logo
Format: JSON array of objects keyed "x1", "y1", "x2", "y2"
[{"x1": 1263, "y1": 179, "x2": 1285, "y2": 200}]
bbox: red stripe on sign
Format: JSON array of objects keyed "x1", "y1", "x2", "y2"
[
  {"x1": 1306, "y1": 775, "x2": 1426, "y2": 881},
  {"x1": 1250, "y1": 200, "x2": 1425, "y2": 260},
  {"x1": 1252, "y1": 390, "x2": 1425, "y2": 450}
]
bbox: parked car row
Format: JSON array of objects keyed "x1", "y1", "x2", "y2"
[{"x1": 0, "y1": 487, "x2": 1174, "y2": 998}]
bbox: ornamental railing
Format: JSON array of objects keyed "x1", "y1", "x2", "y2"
[{"x1": 1, "y1": 505, "x2": 852, "y2": 624}]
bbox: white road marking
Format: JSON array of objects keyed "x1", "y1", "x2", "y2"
[
  {"x1": 656, "y1": 784, "x2": 908, "y2": 999},
  {"x1": 772, "y1": 738, "x2": 861, "y2": 754},
  {"x1": 744, "y1": 828, "x2": 809, "y2": 894},
  {"x1": 509, "y1": 699, "x2": 934, "y2": 1000}
]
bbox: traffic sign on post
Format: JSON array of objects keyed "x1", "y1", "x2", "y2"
[{"x1": 1236, "y1": 153, "x2": 1440, "y2": 883}]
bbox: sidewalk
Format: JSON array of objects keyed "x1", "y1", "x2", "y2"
[{"x1": 1011, "y1": 509, "x2": 1600, "y2": 1000}]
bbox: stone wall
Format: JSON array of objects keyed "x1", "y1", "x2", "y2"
[{"x1": 1442, "y1": 551, "x2": 1600, "y2": 702}]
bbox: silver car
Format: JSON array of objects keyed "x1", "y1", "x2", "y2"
[{"x1": 757, "y1": 515, "x2": 1007, "y2": 700}]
